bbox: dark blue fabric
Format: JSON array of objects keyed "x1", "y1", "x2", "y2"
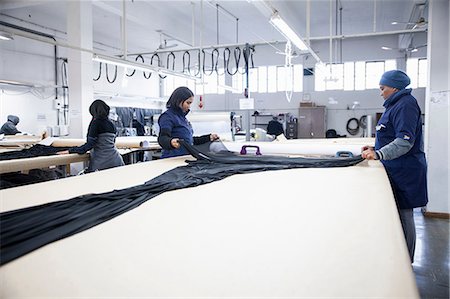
[
  {"x1": 375, "y1": 89, "x2": 428, "y2": 209},
  {"x1": 158, "y1": 107, "x2": 193, "y2": 158}
]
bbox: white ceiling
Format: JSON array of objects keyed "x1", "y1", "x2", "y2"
[{"x1": 0, "y1": 0, "x2": 428, "y2": 55}]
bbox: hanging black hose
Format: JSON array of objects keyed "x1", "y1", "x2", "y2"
[
  {"x1": 135, "y1": 54, "x2": 151, "y2": 79},
  {"x1": 202, "y1": 49, "x2": 215, "y2": 76},
  {"x1": 224, "y1": 47, "x2": 238, "y2": 75},
  {"x1": 234, "y1": 47, "x2": 246, "y2": 74},
  {"x1": 182, "y1": 51, "x2": 190, "y2": 74},
  {"x1": 346, "y1": 117, "x2": 360, "y2": 136},
  {"x1": 105, "y1": 63, "x2": 118, "y2": 83},
  {"x1": 212, "y1": 48, "x2": 224, "y2": 75},
  {"x1": 359, "y1": 115, "x2": 367, "y2": 130},
  {"x1": 151, "y1": 53, "x2": 166, "y2": 79},
  {"x1": 93, "y1": 61, "x2": 102, "y2": 81},
  {"x1": 167, "y1": 52, "x2": 175, "y2": 72}
]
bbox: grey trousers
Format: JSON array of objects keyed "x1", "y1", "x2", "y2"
[{"x1": 399, "y1": 208, "x2": 416, "y2": 263}]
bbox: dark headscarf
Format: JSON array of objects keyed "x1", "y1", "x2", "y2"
[
  {"x1": 166, "y1": 87, "x2": 194, "y2": 109},
  {"x1": 89, "y1": 99, "x2": 110, "y2": 118},
  {"x1": 7, "y1": 115, "x2": 19, "y2": 125}
]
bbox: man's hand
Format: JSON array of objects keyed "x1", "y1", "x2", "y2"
[{"x1": 361, "y1": 147, "x2": 377, "y2": 160}]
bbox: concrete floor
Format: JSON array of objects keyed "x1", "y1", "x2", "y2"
[{"x1": 413, "y1": 209, "x2": 449, "y2": 299}]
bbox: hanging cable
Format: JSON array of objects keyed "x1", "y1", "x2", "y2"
[
  {"x1": 223, "y1": 48, "x2": 236, "y2": 75},
  {"x1": 235, "y1": 47, "x2": 246, "y2": 74},
  {"x1": 182, "y1": 51, "x2": 190, "y2": 74},
  {"x1": 105, "y1": 63, "x2": 118, "y2": 83},
  {"x1": 202, "y1": 49, "x2": 215, "y2": 76},
  {"x1": 346, "y1": 118, "x2": 360, "y2": 136},
  {"x1": 93, "y1": 62, "x2": 102, "y2": 81},
  {"x1": 167, "y1": 52, "x2": 175, "y2": 72},
  {"x1": 284, "y1": 41, "x2": 293, "y2": 102},
  {"x1": 133, "y1": 55, "x2": 150, "y2": 79},
  {"x1": 150, "y1": 53, "x2": 166, "y2": 79},
  {"x1": 212, "y1": 48, "x2": 224, "y2": 75}
]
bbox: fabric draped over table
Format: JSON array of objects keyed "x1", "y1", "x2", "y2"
[{"x1": 0, "y1": 141, "x2": 363, "y2": 265}]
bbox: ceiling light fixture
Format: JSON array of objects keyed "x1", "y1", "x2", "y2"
[
  {"x1": 92, "y1": 54, "x2": 199, "y2": 81},
  {"x1": 269, "y1": 12, "x2": 308, "y2": 51},
  {"x1": 0, "y1": 31, "x2": 14, "y2": 41}
]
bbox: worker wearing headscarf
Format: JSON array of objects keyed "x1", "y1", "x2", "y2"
[
  {"x1": 158, "y1": 87, "x2": 219, "y2": 158},
  {"x1": 362, "y1": 70, "x2": 428, "y2": 263},
  {"x1": 58, "y1": 100, "x2": 124, "y2": 172},
  {"x1": 0, "y1": 115, "x2": 21, "y2": 135}
]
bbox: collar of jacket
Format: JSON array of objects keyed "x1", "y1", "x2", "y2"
[
  {"x1": 383, "y1": 88, "x2": 412, "y2": 108},
  {"x1": 169, "y1": 106, "x2": 190, "y2": 117}
]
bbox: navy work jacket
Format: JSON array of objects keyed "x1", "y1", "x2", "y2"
[
  {"x1": 375, "y1": 88, "x2": 428, "y2": 209},
  {"x1": 158, "y1": 107, "x2": 194, "y2": 158}
]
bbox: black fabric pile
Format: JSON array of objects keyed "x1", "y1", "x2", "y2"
[
  {"x1": 0, "y1": 141, "x2": 363, "y2": 265},
  {"x1": 0, "y1": 144, "x2": 70, "y2": 161}
]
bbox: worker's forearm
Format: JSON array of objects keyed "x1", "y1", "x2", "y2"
[{"x1": 376, "y1": 137, "x2": 413, "y2": 160}]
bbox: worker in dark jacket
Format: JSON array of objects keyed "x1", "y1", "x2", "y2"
[
  {"x1": 0, "y1": 115, "x2": 21, "y2": 135},
  {"x1": 362, "y1": 70, "x2": 428, "y2": 263},
  {"x1": 267, "y1": 117, "x2": 284, "y2": 137},
  {"x1": 57, "y1": 100, "x2": 124, "y2": 172},
  {"x1": 158, "y1": 87, "x2": 219, "y2": 158}
]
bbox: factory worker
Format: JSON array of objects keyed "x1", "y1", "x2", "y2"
[
  {"x1": 362, "y1": 70, "x2": 428, "y2": 263},
  {"x1": 158, "y1": 86, "x2": 219, "y2": 158},
  {"x1": 267, "y1": 116, "x2": 284, "y2": 137},
  {"x1": 57, "y1": 99, "x2": 124, "y2": 172},
  {"x1": 0, "y1": 115, "x2": 21, "y2": 135}
]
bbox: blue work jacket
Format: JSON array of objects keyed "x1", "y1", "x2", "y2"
[
  {"x1": 375, "y1": 89, "x2": 428, "y2": 209},
  {"x1": 158, "y1": 107, "x2": 194, "y2": 158}
]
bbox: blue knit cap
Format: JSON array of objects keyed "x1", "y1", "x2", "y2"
[{"x1": 379, "y1": 70, "x2": 411, "y2": 90}]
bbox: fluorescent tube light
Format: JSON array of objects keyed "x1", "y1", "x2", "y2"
[
  {"x1": 269, "y1": 12, "x2": 308, "y2": 51},
  {"x1": 0, "y1": 31, "x2": 14, "y2": 41},
  {"x1": 92, "y1": 54, "x2": 199, "y2": 81}
]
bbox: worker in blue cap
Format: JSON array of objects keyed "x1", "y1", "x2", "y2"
[{"x1": 362, "y1": 70, "x2": 428, "y2": 263}]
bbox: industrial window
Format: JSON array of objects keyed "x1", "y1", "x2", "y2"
[
  {"x1": 267, "y1": 66, "x2": 277, "y2": 93},
  {"x1": 277, "y1": 66, "x2": 286, "y2": 92},
  {"x1": 407, "y1": 58, "x2": 427, "y2": 88},
  {"x1": 315, "y1": 60, "x2": 397, "y2": 91},
  {"x1": 258, "y1": 66, "x2": 268, "y2": 93},
  {"x1": 343, "y1": 62, "x2": 355, "y2": 91},
  {"x1": 293, "y1": 64, "x2": 303, "y2": 92},
  {"x1": 365, "y1": 61, "x2": 385, "y2": 89},
  {"x1": 249, "y1": 68, "x2": 258, "y2": 93},
  {"x1": 314, "y1": 63, "x2": 344, "y2": 91},
  {"x1": 232, "y1": 68, "x2": 244, "y2": 94}
]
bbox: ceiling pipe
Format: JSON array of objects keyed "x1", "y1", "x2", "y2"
[
  {"x1": 306, "y1": 0, "x2": 310, "y2": 45},
  {"x1": 373, "y1": 0, "x2": 377, "y2": 32},
  {"x1": 122, "y1": 0, "x2": 127, "y2": 60},
  {"x1": 124, "y1": 27, "x2": 426, "y2": 57}
]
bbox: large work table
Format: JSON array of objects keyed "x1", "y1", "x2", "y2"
[
  {"x1": 0, "y1": 136, "x2": 161, "y2": 174},
  {"x1": 0, "y1": 149, "x2": 418, "y2": 298}
]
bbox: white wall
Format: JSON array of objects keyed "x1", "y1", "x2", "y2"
[{"x1": 0, "y1": 34, "x2": 163, "y2": 135}]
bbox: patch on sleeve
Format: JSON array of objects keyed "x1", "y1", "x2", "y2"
[
  {"x1": 376, "y1": 124, "x2": 386, "y2": 131},
  {"x1": 403, "y1": 134, "x2": 411, "y2": 140}
]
